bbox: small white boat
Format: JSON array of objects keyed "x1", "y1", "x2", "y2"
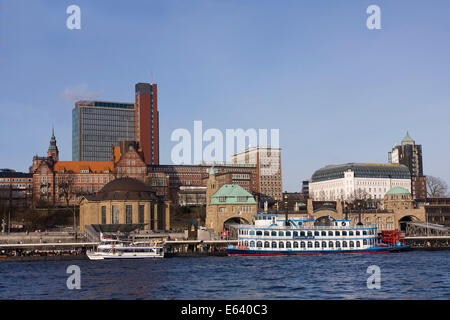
[{"x1": 87, "y1": 234, "x2": 164, "y2": 260}]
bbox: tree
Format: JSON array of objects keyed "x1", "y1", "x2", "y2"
[{"x1": 426, "y1": 176, "x2": 448, "y2": 197}]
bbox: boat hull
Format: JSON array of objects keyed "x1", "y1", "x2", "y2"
[{"x1": 226, "y1": 245, "x2": 409, "y2": 256}]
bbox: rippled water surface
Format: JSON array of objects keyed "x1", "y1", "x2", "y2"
[{"x1": 0, "y1": 250, "x2": 448, "y2": 299}]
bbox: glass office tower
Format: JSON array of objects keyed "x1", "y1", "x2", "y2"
[{"x1": 72, "y1": 100, "x2": 135, "y2": 161}]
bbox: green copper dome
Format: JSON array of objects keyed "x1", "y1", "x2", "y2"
[
  {"x1": 402, "y1": 131, "x2": 414, "y2": 143},
  {"x1": 385, "y1": 186, "x2": 411, "y2": 195}
]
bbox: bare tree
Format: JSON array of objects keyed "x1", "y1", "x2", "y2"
[{"x1": 426, "y1": 176, "x2": 448, "y2": 197}]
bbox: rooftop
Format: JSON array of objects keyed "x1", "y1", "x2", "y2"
[{"x1": 210, "y1": 184, "x2": 257, "y2": 205}]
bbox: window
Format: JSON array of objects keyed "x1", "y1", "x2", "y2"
[
  {"x1": 293, "y1": 241, "x2": 299, "y2": 248},
  {"x1": 328, "y1": 231, "x2": 333, "y2": 236},
  {"x1": 335, "y1": 231, "x2": 340, "y2": 236},
  {"x1": 286, "y1": 241, "x2": 292, "y2": 248},
  {"x1": 336, "y1": 241, "x2": 341, "y2": 248},
  {"x1": 356, "y1": 231, "x2": 360, "y2": 236},
  {"x1": 271, "y1": 231, "x2": 277, "y2": 236},
  {"x1": 126, "y1": 205, "x2": 132, "y2": 224},
  {"x1": 256, "y1": 241, "x2": 262, "y2": 248},
  {"x1": 343, "y1": 241, "x2": 348, "y2": 248},
  {"x1": 322, "y1": 241, "x2": 327, "y2": 248},
  {"x1": 138, "y1": 205, "x2": 144, "y2": 224},
  {"x1": 314, "y1": 231, "x2": 319, "y2": 236},
  {"x1": 356, "y1": 241, "x2": 361, "y2": 247},
  {"x1": 349, "y1": 241, "x2": 354, "y2": 247},
  {"x1": 101, "y1": 206, "x2": 106, "y2": 224},
  {"x1": 300, "y1": 231, "x2": 306, "y2": 237},
  {"x1": 301, "y1": 242, "x2": 306, "y2": 248},
  {"x1": 307, "y1": 241, "x2": 313, "y2": 248},
  {"x1": 342, "y1": 231, "x2": 347, "y2": 236},
  {"x1": 363, "y1": 239, "x2": 368, "y2": 245},
  {"x1": 249, "y1": 231, "x2": 255, "y2": 236},
  {"x1": 286, "y1": 231, "x2": 291, "y2": 237},
  {"x1": 279, "y1": 242, "x2": 284, "y2": 248},
  {"x1": 278, "y1": 231, "x2": 284, "y2": 237},
  {"x1": 307, "y1": 231, "x2": 312, "y2": 237},
  {"x1": 256, "y1": 231, "x2": 262, "y2": 236},
  {"x1": 250, "y1": 241, "x2": 255, "y2": 247},
  {"x1": 349, "y1": 231, "x2": 354, "y2": 236},
  {"x1": 264, "y1": 241, "x2": 270, "y2": 248},
  {"x1": 264, "y1": 231, "x2": 269, "y2": 236},
  {"x1": 329, "y1": 241, "x2": 334, "y2": 248},
  {"x1": 112, "y1": 205, "x2": 119, "y2": 224},
  {"x1": 315, "y1": 241, "x2": 320, "y2": 248},
  {"x1": 321, "y1": 231, "x2": 326, "y2": 236},
  {"x1": 272, "y1": 241, "x2": 277, "y2": 248}
]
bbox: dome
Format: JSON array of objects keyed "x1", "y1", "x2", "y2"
[
  {"x1": 100, "y1": 177, "x2": 152, "y2": 193},
  {"x1": 385, "y1": 186, "x2": 411, "y2": 195}
]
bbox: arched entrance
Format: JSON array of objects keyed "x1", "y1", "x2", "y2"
[
  {"x1": 314, "y1": 215, "x2": 335, "y2": 226},
  {"x1": 223, "y1": 217, "x2": 250, "y2": 230},
  {"x1": 398, "y1": 215, "x2": 417, "y2": 232}
]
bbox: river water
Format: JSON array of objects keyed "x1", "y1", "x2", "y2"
[{"x1": 0, "y1": 250, "x2": 448, "y2": 299}]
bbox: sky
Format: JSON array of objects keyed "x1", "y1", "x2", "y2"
[{"x1": 0, "y1": 0, "x2": 449, "y2": 191}]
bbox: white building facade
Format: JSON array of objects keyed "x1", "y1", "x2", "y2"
[{"x1": 309, "y1": 163, "x2": 411, "y2": 202}]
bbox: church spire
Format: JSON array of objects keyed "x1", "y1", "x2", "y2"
[{"x1": 48, "y1": 127, "x2": 59, "y2": 161}]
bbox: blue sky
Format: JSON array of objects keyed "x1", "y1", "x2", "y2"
[{"x1": 0, "y1": 0, "x2": 449, "y2": 191}]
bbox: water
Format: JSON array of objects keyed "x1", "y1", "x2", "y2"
[{"x1": 0, "y1": 250, "x2": 448, "y2": 299}]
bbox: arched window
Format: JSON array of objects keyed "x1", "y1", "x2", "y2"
[
  {"x1": 250, "y1": 241, "x2": 255, "y2": 247},
  {"x1": 279, "y1": 231, "x2": 284, "y2": 237},
  {"x1": 307, "y1": 241, "x2": 313, "y2": 248},
  {"x1": 336, "y1": 241, "x2": 341, "y2": 248},
  {"x1": 356, "y1": 231, "x2": 360, "y2": 236},
  {"x1": 279, "y1": 242, "x2": 285, "y2": 248},
  {"x1": 349, "y1": 231, "x2": 354, "y2": 236},
  {"x1": 321, "y1": 231, "x2": 326, "y2": 236},
  {"x1": 271, "y1": 231, "x2": 277, "y2": 236},
  {"x1": 329, "y1": 241, "x2": 334, "y2": 248},
  {"x1": 363, "y1": 231, "x2": 367, "y2": 235},
  {"x1": 363, "y1": 239, "x2": 368, "y2": 245},
  {"x1": 244, "y1": 241, "x2": 248, "y2": 246},
  {"x1": 322, "y1": 241, "x2": 327, "y2": 248},
  {"x1": 315, "y1": 241, "x2": 320, "y2": 248},
  {"x1": 307, "y1": 231, "x2": 312, "y2": 237},
  {"x1": 286, "y1": 231, "x2": 291, "y2": 237},
  {"x1": 349, "y1": 241, "x2": 354, "y2": 247},
  {"x1": 293, "y1": 242, "x2": 299, "y2": 248},
  {"x1": 256, "y1": 231, "x2": 262, "y2": 236},
  {"x1": 356, "y1": 241, "x2": 361, "y2": 247},
  {"x1": 264, "y1": 241, "x2": 270, "y2": 248},
  {"x1": 272, "y1": 241, "x2": 277, "y2": 248},
  {"x1": 342, "y1": 241, "x2": 348, "y2": 248},
  {"x1": 314, "y1": 231, "x2": 319, "y2": 236},
  {"x1": 300, "y1": 231, "x2": 306, "y2": 237},
  {"x1": 264, "y1": 231, "x2": 269, "y2": 236},
  {"x1": 342, "y1": 231, "x2": 347, "y2": 236},
  {"x1": 301, "y1": 242, "x2": 306, "y2": 248},
  {"x1": 286, "y1": 242, "x2": 292, "y2": 248},
  {"x1": 249, "y1": 231, "x2": 255, "y2": 236},
  {"x1": 293, "y1": 231, "x2": 298, "y2": 237},
  {"x1": 256, "y1": 241, "x2": 262, "y2": 248},
  {"x1": 335, "y1": 231, "x2": 341, "y2": 236}
]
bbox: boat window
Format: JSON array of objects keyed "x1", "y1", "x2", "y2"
[
  {"x1": 256, "y1": 231, "x2": 262, "y2": 236},
  {"x1": 349, "y1": 241, "x2": 354, "y2": 247},
  {"x1": 298, "y1": 222, "x2": 303, "y2": 226},
  {"x1": 249, "y1": 231, "x2": 255, "y2": 236},
  {"x1": 363, "y1": 239, "x2": 367, "y2": 245},
  {"x1": 278, "y1": 231, "x2": 284, "y2": 237},
  {"x1": 286, "y1": 242, "x2": 292, "y2": 248},
  {"x1": 300, "y1": 231, "x2": 306, "y2": 237},
  {"x1": 293, "y1": 242, "x2": 299, "y2": 248},
  {"x1": 336, "y1": 241, "x2": 341, "y2": 248},
  {"x1": 356, "y1": 241, "x2": 360, "y2": 247},
  {"x1": 271, "y1": 231, "x2": 277, "y2": 236},
  {"x1": 314, "y1": 231, "x2": 319, "y2": 236},
  {"x1": 293, "y1": 231, "x2": 298, "y2": 237},
  {"x1": 356, "y1": 231, "x2": 360, "y2": 236},
  {"x1": 321, "y1": 231, "x2": 326, "y2": 236},
  {"x1": 250, "y1": 241, "x2": 255, "y2": 247},
  {"x1": 272, "y1": 241, "x2": 277, "y2": 248},
  {"x1": 264, "y1": 231, "x2": 269, "y2": 236},
  {"x1": 349, "y1": 231, "x2": 354, "y2": 236},
  {"x1": 301, "y1": 242, "x2": 306, "y2": 248},
  {"x1": 307, "y1": 231, "x2": 312, "y2": 237},
  {"x1": 279, "y1": 242, "x2": 285, "y2": 248},
  {"x1": 314, "y1": 241, "x2": 320, "y2": 248},
  {"x1": 328, "y1": 231, "x2": 333, "y2": 236},
  {"x1": 329, "y1": 241, "x2": 334, "y2": 248},
  {"x1": 335, "y1": 231, "x2": 340, "y2": 236},
  {"x1": 244, "y1": 241, "x2": 248, "y2": 246},
  {"x1": 286, "y1": 231, "x2": 291, "y2": 237},
  {"x1": 363, "y1": 231, "x2": 367, "y2": 235},
  {"x1": 256, "y1": 241, "x2": 262, "y2": 248},
  {"x1": 343, "y1": 241, "x2": 348, "y2": 247},
  {"x1": 322, "y1": 241, "x2": 327, "y2": 248},
  {"x1": 342, "y1": 231, "x2": 347, "y2": 236},
  {"x1": 264, "y1": 241, "x2": 270, "y2": 248}
]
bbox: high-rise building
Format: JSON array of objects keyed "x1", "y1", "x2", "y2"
[
  {"x1": 232, "y1": 146, "x2": 282, "y2": 205},
  {"x1": 72, "y1": 100, "x2": 135, "y2": 161},
  {"x1": 388, "y1": 132, "x2": 426, "y2": 199},
  {"x1": 135, "y1": 83, "x2": 159, "y2": 165}
]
